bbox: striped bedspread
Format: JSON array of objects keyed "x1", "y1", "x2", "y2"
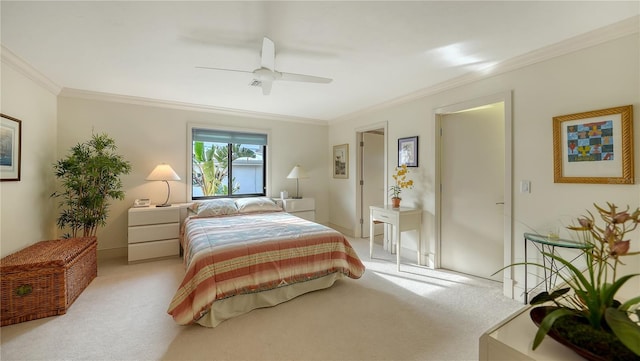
[{"x1": 167, "y1": 211, "x2": 365, "y2": 325}]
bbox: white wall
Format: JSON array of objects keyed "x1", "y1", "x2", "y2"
[
  {"x1": 329, "y1": 32, "x2": 640, "y2": 300},
  {"x1": 0, "y1": 60, "x2": 58, "y2": 257},
  {"x1": 1, "y1": 22, "x2": 637, "y2": 300},
  {"x1": 57, "y1": 95, "x2": 329, "y2": 254}
]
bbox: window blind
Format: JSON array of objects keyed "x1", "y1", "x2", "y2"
[{"x1": 192, "y1": 128, "x2": 268, "y2": 145}]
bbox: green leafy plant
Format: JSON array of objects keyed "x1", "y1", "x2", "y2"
[
  {"x1": 528, "y1": 203, "x2": 640, "y2": 356},
  {"x1": 52, "y1": 133, "x2": 131, "y2": 238},
  {"x1": 389, "y1": 164, "x2": 413, "y2": 199},
  {"x1": 192, "y1": 142, "x2": 255, "y2": 196}
]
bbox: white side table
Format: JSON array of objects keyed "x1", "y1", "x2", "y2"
[
  {"x1": 282, "y1": 198, "x2": 315, "y2": 221},
  {"x1": 369, "y1": 205, "x2": 422, "y2": 270}
]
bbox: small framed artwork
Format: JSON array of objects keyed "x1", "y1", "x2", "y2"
[
  {"x1": 1, "y1": 114, "x2": 22, "y2": 182},
  {"x1": 333, "y1": 144, "x2": 349, "y2": 179},
  {"x1": 398, "y1": 136, "x2": 418, "y2": 167},
  {"x1": 553, "y1": 105, "x2": 634, "y2": 184}
]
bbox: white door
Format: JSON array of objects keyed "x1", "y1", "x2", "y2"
[
  {"x1": 361, "y1": 131, "x2": 384, "y2": 238},
  {"x1": 440, "y1": 103, "x2": 505, "y2": 281}
]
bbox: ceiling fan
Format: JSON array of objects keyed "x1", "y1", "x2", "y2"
[{"x1": 197, "y1": 37, "x2": 332, "y2": 95}]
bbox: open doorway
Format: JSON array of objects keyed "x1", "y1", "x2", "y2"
[{"x1": 355, "y1": 122, "x2": 387, "y2": 238}]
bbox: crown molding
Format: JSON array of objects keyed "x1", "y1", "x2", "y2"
[
  {"x1": 4, "y1": 14, "x2": 638, "y2": 126},
  {"x1": 58, "y1": 88, "x2": 328, "y2": 126},
  {"x1": 330, "y1": 15, "x2": 640, "y2": 124},
  {"x1": 1, "y1": 45, "x2": 62, "y2": 96}
]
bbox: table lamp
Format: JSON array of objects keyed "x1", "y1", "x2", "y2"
[
  {"x1": 286, "y1": 165, "x2": 309, "y2": 199},
  {"x1": 146, "y1": 163, "x2": 180, "y2": 207}
]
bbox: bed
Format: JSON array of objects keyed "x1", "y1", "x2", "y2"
[{"x1": 167, "y1": 197, "x2": 365, "y2": 327}]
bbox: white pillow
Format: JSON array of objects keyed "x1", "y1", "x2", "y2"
[
  {"x1": 190, "y1": 199, "x2": 239, "y2": 217},
  {"x1": 235, "y1": 197, "x2": 282, "y2": 213}
]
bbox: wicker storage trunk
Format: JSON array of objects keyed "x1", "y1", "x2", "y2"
[{"x1": 1, "y1": 237, "x2": 97, "y2": 326}]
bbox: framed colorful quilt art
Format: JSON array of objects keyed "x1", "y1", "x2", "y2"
[{"x1": 553, "y1": 105, "x2": 633, "y2": 184}]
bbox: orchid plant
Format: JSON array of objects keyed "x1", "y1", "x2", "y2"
[
  {"x1": 389, "y1": 164, "x2": 414, "y2": 199},
  {"x1": 529, "y1": 202, "x2": 640, "y2": 355}
]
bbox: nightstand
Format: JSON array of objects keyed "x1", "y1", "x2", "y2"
[
  {"x1": 127, "y1": 205, "x2": 180, "y2": 263},
  {"x1": 281, "y1": 198, "x2": 315, "y2": 221}
]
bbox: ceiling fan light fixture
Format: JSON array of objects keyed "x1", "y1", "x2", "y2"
[{"x1": 198, "y1": 37, "x2": 332, "y2": 95}]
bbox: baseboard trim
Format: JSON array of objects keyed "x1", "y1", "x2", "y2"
[
  {"x1": 327, "y1": 222, "x2": 355, "y2": 237},
  {"x1": 97, "y1": 247, "x2": 127, "y2": 261}
]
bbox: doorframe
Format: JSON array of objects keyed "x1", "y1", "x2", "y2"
[
  {"x1": 433, "y1": 91, "x2": 515, "y2": 298},
  {"x1": 355, "y1": 121, "x2": 388, "y2": 238}
]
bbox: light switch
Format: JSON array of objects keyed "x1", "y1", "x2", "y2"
[{"x1": 520, "y1": 180, "x2": 531, "y2": 193}]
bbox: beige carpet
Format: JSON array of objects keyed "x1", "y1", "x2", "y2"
[{"x1": 0, "y1": 237, "x2": 523, "y2": 361}]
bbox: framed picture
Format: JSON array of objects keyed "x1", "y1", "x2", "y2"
[
  {"x1": 333, "y1": 144, "x2": 349, "y2": 179},
  {"x1": 398, "y1": 136, "x2": 418, "y2": 167},
  {"x1": 553, "y1": 105, "x2": 634, "y2": 184},
  {"x1": 1, "y1": 114, "x2": 22, "y2": 182}
]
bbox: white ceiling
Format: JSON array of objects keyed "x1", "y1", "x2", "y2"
[{"x1": 2, "y1": 1, "x2": 638, "y2": 121}]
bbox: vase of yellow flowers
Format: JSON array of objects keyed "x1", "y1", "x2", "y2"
[{"x1": 389, "y1": 164, "x2": 414, "y2": 208}]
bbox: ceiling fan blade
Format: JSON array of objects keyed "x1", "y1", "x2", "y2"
[
  {"x1": 261, "y1": 79, "x2": 273, "y2": 95},
  {"x1": 261, "y1": 37, "x2": 275, "y2": 72},
  {"x1": 279, "y1": 72, "x2": 333, "y2": 84},
  {"x1": 195, "y1": 66, "x2": 254, "y2": 75},
  {"x1": 198, "y1": 37, "x2": 329, "y2": 95}
]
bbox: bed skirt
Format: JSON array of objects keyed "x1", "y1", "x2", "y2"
[{"x1": 197, "y1": 273, "x2": 344, "y2": 327}]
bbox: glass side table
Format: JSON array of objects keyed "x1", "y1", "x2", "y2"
[{"x1": 523, "y1": 232, "x2": 593, "y2": 304}]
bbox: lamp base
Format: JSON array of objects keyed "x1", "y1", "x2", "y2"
[
  {"x1": 156, "y1": 204, "x2": 172, "y2": 207},
  {"x1": 291, "y1": 196, "x2": 303, "y2": 199}
]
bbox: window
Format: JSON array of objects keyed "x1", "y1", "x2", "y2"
[{"x1": 191, "y1": 127, "x2": 267, "y2": 199}]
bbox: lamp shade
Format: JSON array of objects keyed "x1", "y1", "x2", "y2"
[
  {"x1": 146, "y1": 164, "x2": 180, "y2": 207},
  {"x1": 286, "y1": 165, "x2": 309, "y2": 179},
  {"x1": 287, "y1": 165, "x2": 309, "y2": 199},
  {"x1": 146, "y1": 164, "x2": 180, "y2": 181}
]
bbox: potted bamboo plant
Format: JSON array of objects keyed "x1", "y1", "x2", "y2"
[{"x1": 52, "y1": 133, "x2": 131, "y2": 238}]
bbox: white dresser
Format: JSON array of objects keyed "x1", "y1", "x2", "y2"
[
  {"x1": 281, "y1": 198, "x2": 315, "y2": 221},
  {"x1": 127, "y1": 205, "x2": 181, "y2": 263}
]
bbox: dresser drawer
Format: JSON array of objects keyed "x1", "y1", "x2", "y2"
[
  {"x1": 128, "y1": 207, "x2": 179, "y2": 226},
  {"x1": 128, "y1": 223, "x2": 179, "y2": 244},
  {"x1": 371, "y1": 209, "x2": 399, "y2": 224},
  {"x1": 282, "y1": 198, "x2": 315, "y2": 212},
  {"x1": 128, "y1": 239, "x2": 179, "y2": 262}
]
